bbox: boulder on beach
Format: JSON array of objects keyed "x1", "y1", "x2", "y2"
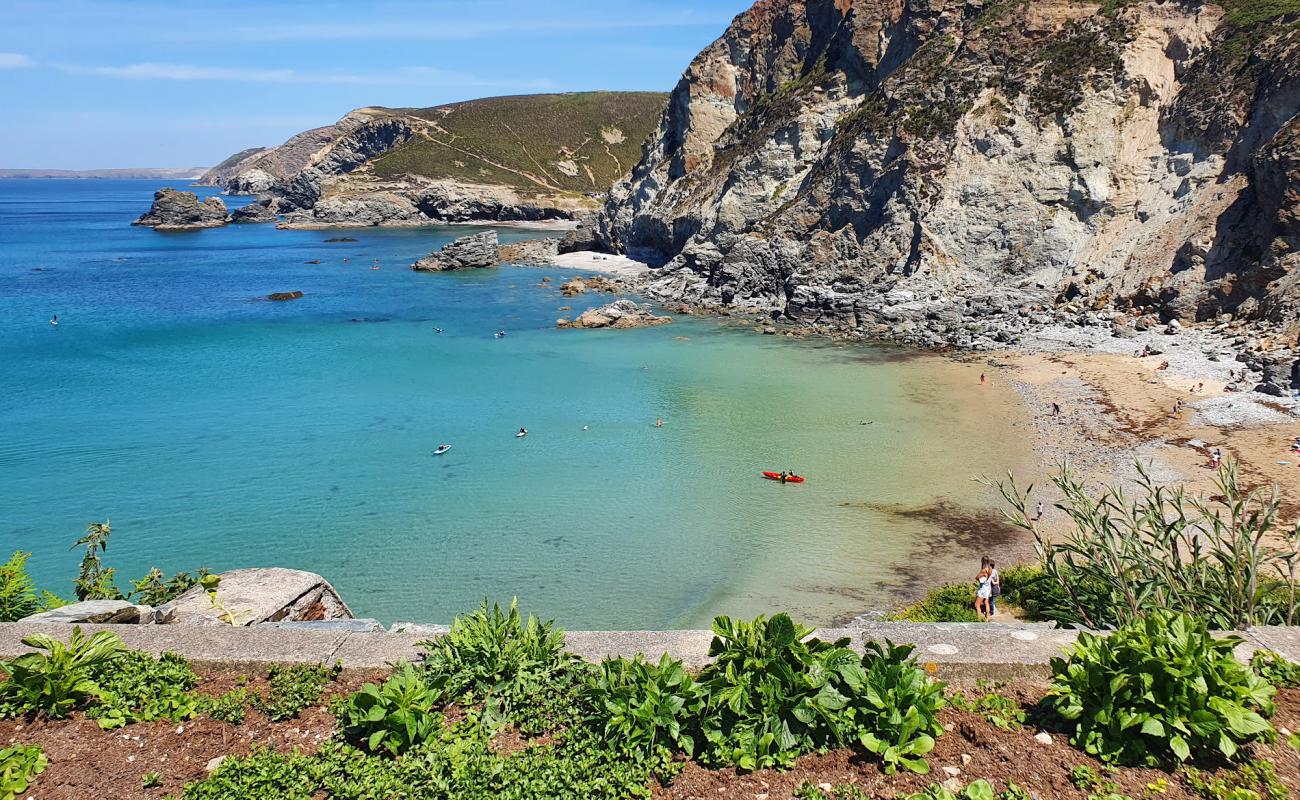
[
  {"x1": 411, "y1": 231, "x2": 500, "y2": 271},
  {"x1": 557, "y1": 299, "x2": 672, "y2": 330},
  {"x1": 155, "y1": 567, "x2": 353, "y2": 627},
  {"x1": 560, "y1": 275, "x2": 620, "y2": 297},
  {"x1": 133, "y1": 188, "x2": 231, "y2": 230}
]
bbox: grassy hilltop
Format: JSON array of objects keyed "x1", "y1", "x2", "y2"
[{"x1": 372, "y1": 91, "x2": 667, "y2": 194}]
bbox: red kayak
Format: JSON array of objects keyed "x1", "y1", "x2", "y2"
[{"x1": 762, "y1": 471, "x2": 806, "y2": 484}]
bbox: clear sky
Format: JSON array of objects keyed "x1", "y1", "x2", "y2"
[{"x1": 0, "y1": 0, "x2": 749, "y2": 170}]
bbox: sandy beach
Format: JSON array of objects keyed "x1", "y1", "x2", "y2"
[
  {"x1": 548, "y1": 250, "x2": 651, "y2": 279},
  {"x1": 980, "y1": 324, "x2": 1300, "y2": 547}
]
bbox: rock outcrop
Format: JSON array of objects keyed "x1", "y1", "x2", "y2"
[
  {"x1": 557, "y1": 299, "x2": 672, "y2": 329},
  {"x1": 155, "y1": 568, "x2": 352, "y2": 627},
  {"x1": 230, "y1": 195, "x2": 279, "y2": 224},
  {"x1": 20, "y1": 600, "x2": 152, "y2": 625},
  {"x1": 133, "y1": 188, "x2": 230, "y2": 230},
  {"x1": 498, "y1": 237, "x2": 561, "y2": 266},
  {"x1": 411, "y1": 231, "x2": 501, "y2": 271},
  {"x1": 598, "y1": 0, "x2": 1300, "y2": 347}
]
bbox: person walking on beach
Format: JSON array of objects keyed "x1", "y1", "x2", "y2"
[
  {"x1": 987, "y1": 558, "x2": 1001, "y2": 617},
  {"x1": 980, "y1": 372, "x2": 987, "y2": 385},
  {"x1": 975, "y1": 561, "x2": 994, "y2": 622},
  {"x1": 1034, "y1": 501, "x2": 1044, "y2": 521},
  {"x1": 1051, "y1": 402, "x2": 1061, "y2": 416}
]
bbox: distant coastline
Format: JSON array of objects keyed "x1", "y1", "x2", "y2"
[{"x1": 0, "y1": 167, "x2": 207, "y2": 180}]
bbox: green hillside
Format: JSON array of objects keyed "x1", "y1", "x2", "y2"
[{"x1": 372, "y1": 91, "x2": 667, "y2": 194}]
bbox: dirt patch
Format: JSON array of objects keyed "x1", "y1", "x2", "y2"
[
  {"x1": 655, "y1": 687, "x2": 1300, "y2": 799},
  {"x1": 0, "y1": 665, "x2": 387, "y2": 800}
]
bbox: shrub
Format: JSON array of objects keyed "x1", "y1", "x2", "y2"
[
  {"x1": 203, "y1": 688, "x2": 249, "y2": 724},
  {"x1": 694, "y1": 613, "x2": 859, "y2": 770},
  {"x1": 253, "y1": 662, "x2": 340, "y2": 721},
  {"x1": 0, "y1": 744, "x2": 46, "y2": 800},
  {"x1": 338, "y1": 665, "x2": 444, "y2": 756},
  {"x1": 420, "y1": 599, "x2": 587, "y2": 734},
  {"x1": 838, "y1": 641, "x2": 947, "y2": 774},
  {"x1": 1047, "y1": 612, "x2": 1275, "y2": 765},
  {"x1": 949, "y1": 681, "x2": 1025, "y2": 730},
  {"x1": 128, "y1": 567, "x2": 205, "y2": 607},
  {"x1": 85, "y1": 650, "x2": 202, "y2": 729},
  {"x1": 0, "y1": 627, "x2": 124, "y2": 718},
  {"x1": 586, "y1": 652, "x2": 704, "y2": 759},
  {"x1": 1250, "y1": 649, "x2": 1300, "y2": 688},
  {"x1": 1183, "y1": 758, "x2": 1288, "y2": 800},
  {"x1": 71, "y1": 521, "x2": 122, "y2": 601},
  {"x1": 0, "y1": 552, "x2": 41, "y2": 623},
  {"x1": 890, "y1": 583, "x2": 980, "y2": 623},
  {"x1": 987, "y1": 462, "x2": 1300, "y2": 630}
]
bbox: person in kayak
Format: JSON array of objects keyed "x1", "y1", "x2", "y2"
[
  {"x1": 518, "y1": 427, "x2": 528, "y2": 437},
  {"x1": 779, "y1": 471, "x2": 788, "y2": 483}
]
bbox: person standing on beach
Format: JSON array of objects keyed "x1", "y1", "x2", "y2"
[
  {"x1": 1035, "y1": 501, "x2": 1044, "y2": 521},
  {"x1": 975, "y1": 561, "x2": 993, "y2": 622},
  {"x1": 988, "y1": 559, "x2": 1001, "y2": 617},
  {"x1": 980, "y1": 372, "x2": 987, "y2": 385}
]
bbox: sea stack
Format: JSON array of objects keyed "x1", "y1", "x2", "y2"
[
  {"x1": 411, "y1": 230, "x2": 501, "y2": 271},
  {"x1": 133, "y1": 188, "x2": 231, "y2": 230}
]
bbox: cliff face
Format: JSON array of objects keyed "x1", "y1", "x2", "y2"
[
  {"x1": 600, "y1": 0, "x2": 1300, "y2": 345},
  {"x1": 197, "y1": 93, "x2": 667, "y2": 228}
]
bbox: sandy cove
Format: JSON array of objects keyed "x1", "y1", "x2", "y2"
[{"x1": 979, "y1": 324, "x2": 1300, "y2": 546}]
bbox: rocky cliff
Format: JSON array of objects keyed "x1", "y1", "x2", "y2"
[
  {"x1": 198, "y1": 92, "x2": 667, "y2": 228},
  {"x1": 599, "y1": 0, "x2": 1300, "y2": 347}
]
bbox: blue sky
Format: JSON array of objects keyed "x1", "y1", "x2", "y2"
[{"x1": 0, "y1": 0, "x2": 749, "y2": 169}]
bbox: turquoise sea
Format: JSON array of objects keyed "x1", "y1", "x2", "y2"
[{"x1": 0, "y1": 179, "x2": 1030, "y2": 628}]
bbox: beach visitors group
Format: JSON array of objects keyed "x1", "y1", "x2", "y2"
[{"x1": 975, "y1": 556, "x2": 1001, "y2": 622}]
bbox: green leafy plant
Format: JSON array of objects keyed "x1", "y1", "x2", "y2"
[
  {"x1": 203, "y1": 688, "x2": 249, "y2": 724},
  {"x1": 338, "y1": 664, "x2": 444, "y2": 756},
  {"x1": 949, "y1": 681, "x2": 1025, "y2": 730},
  {"x1": 890, "y1": 583, "x2": 980, "y2": 623},
  {"x1": 128, "y1": 567, "x2": 205, "y2": 607},
  {"x1": 694, "y1": 613, "x2": 857, "y2": 770},
  {"x1": 142, "y1": 770, "x2": 162, "y2": 789},
  {"x1": 838, "y1": 640, "x2": 947, "y2": 774},
  {"x1": 85, "y1": 650, "x2": 202, "y2": 729},
  {"x1": 71, "y1": 520, "x2": 122, "y2": 601},
  {"x1": 419, "y1": 598, "x2": 587, "y2": 734},
  {"x1": 987, "y1": 462, "x2": 1300, "y2": 630},
  {"x1": 1071, "y1": 765, "x2": 1132, "y2": 800},
  {"x1": 1183, "y1": 758, "x2": 1288, "y2": 800},
  {"x1": 199, "y1": 574, "x2": 250, "y2": 626},
  {"x1": 904, "y1": 779, "x2": 1016, "y2": 800},
  {"x1": 0, "y1": 552, "x2": 42, "y2": 622},
  {"x1": 1048, "y1": 612, "x2": 1275, "y2": 765},
  {"x1": 586, "y1": 652, "x2": 704, "y2": 759},
  {"x1": 1249, "y1": 650, "x2": 1300, "y2": 687},
  {"x1": 0, "y1": 627, "x2": 124, "y2": 718},
  {"x1": 0, "y1": 744, "x2": 46, "y2": 800},
  {"x1": 795, "y1": 781, "x2": 871, "y2": 800},
  {"x1": 252, "y1": 662, "x2": 340, "y2": 721}
]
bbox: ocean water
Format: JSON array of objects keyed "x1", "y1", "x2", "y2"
[{"x1": 0, "y1": 179, "x2": 1030, "y2": 628}]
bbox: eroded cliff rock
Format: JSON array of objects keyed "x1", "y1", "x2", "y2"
[
  {"x1": 411, "y1": 231, "x2": 501, "y2": 271},
  {"x1": 599, "y1": 0, "x2": 1300, "y2": 347},
  {"x1": 133, "y1": 188, "x2": 230, "y2": 230}
]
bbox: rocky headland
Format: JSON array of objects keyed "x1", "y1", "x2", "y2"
[
  {"x1": 194, "y1": 93, "x2": 667, "y2": 229},
  {"x1": 132, "y1": 188, "x2": 230, "y2": 230}
]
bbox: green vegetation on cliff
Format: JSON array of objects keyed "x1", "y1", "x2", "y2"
[{"x1": 372, "y1": 91, "x2": 666, "y2": 194}]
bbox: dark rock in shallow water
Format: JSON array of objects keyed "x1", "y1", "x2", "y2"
[
  {"x1": 411, "y1": 231, "x2": 500, "y2": 271},
  {"x1": 324, "y1": 237, "x2": 358, "y2": 243},
  {"x1": 267, "y1": 291, "x2": 304, "y2": 301},
  {"x1": 230, "y1": 195, "x2": 279, "y2": 224},
  {"x1": 133, "y1": 188, "x2": 230, "y2": 230}
]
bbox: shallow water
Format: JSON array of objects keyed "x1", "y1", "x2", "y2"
[{"x1": 0, "y1": 179, "x2": 1030, "y2": 628}]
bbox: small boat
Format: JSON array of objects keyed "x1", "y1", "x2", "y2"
[
  {"x1": 433, "y1": 445, "x2": 451, "y2": 455},
  {"x1": 762, "y1": 471, "x2": 805, "y2": 484},
  {"x1": 516, "y1": 431, "x2": 528, "y2": 438}
]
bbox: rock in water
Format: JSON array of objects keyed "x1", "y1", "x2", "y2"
[
  {"x1": 133, "y1": 188, "x2": 231, "y2": 230},
  {"x1": 266, "y1": 291, "x2": 304, "y2": 301},
  {"x1": 411, "y1": 231, "x2": 501, "y2": 271},
  {"x1": 557, "y1": 299, "x2": 672, "y2": 329},
  {"x1": 155, "y1": 567, "x2": 353, "y2": 626},
  {"x1": 230, "y1": 195, "x2": 279, "y2": 224}
]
